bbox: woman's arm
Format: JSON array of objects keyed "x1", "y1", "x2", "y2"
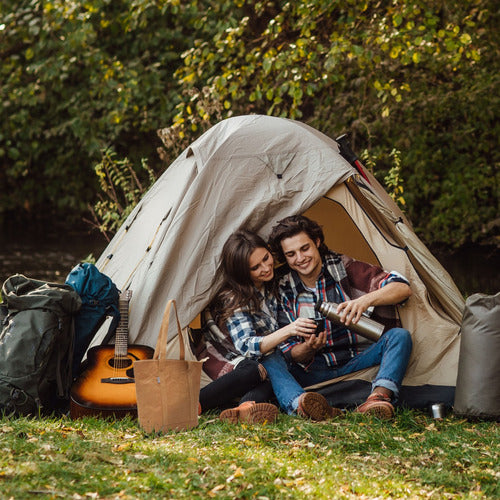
[
  {"x1": 228, "y1": 309, "x2": 316, "y2": 358},
  {"x1": 259, "y1": 318, "x2": 317, "y2": 354}
]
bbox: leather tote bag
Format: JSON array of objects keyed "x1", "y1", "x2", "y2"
[{"x1": 134, "y1": 299, "x2": 203, "y2": 432}]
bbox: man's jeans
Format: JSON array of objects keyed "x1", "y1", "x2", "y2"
[{"x1": 262, "y1": 328, "x2": 412, "y2": 414}]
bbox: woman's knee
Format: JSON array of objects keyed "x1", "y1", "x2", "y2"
[
  {"x1": 235, "y1": 358, "x2": 262, "y2": 381},
  {"x1": 257, "y1": 363, "x2": 267, "y2": 381}
]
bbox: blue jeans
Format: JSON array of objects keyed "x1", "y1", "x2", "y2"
[{"x1": 262, "y1": 328, "x2": 412, "y2": 414}]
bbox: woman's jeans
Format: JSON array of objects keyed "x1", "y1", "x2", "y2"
[{"x1": 262, "y1": 328, "x2": 412, "y2": 414}]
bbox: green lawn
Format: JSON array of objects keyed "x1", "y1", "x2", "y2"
[{"x1": 1, "y1": 409, "x2": 498, "y2": 499}]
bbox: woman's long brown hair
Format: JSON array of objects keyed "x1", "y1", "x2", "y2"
[{"x1": 211, "y1": 229, "x2": 275, "y2": 326}]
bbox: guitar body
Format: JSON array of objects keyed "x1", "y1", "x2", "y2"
[
  {"x1": 70, "y1": 290, "x2": 155, "y2": 420},
  {"x1": 70, "y1": 344, "x2": 154, "y2": 419}
]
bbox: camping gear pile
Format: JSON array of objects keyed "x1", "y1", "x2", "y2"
[{"x1": 1, "y1": 115, "x2": 498, "y2": 422}]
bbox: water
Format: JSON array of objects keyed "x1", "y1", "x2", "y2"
[
  {"x1": 0, "y1": 228, "x2": 498, "y2": 297},
  {"x1": 433, "y1": 245, "x2": 499, "y2": 298},
  {"x1": 0, "y1": 228, "x2": 108, "y2": 286}
]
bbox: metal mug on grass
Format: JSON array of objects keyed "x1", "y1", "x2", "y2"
[{"x1": 431, "y1": 403, "x2": 446, "y2": 419}]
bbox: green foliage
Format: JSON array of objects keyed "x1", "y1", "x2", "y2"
[
  {"x1": 362, "y1": 148, "x2": 406, "y2": 210},
  {"x1": 87, "y1": 148, "x2": 156, "y2": 240},
  {"x1": 168, "y1": 0, "x2": 499, "y2": 248},
  {"x1": 0, "y1": 0, "x2": 201, "y2": 219},
  {"x1": 1, "y1": 0, "x2": 498, "y2": 248}
]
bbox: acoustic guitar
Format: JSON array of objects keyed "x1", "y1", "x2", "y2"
[{"x1": 70, "y1": 290, "x2": 154, "y2": 419}]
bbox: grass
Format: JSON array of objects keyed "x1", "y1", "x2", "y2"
[{"x1": 0, "y1": 409, "x2": 498, "y2": 499}]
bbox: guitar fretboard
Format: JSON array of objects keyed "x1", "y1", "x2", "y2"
[{"x1": 115, "y1": 290, "x2": 132, "y2": 358}]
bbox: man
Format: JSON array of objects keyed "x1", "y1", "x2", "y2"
[{"x1": 263, "y1": 215, "x2": 413, "y2": 419}]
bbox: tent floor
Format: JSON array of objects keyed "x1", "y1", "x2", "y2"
[{"x1": 316, "y1": 379, "x2": 455, "y2": 411}]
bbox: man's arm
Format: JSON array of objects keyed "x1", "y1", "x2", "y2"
[{"x1": 336, "y1": 282, "x2": 412, "y2": 326}]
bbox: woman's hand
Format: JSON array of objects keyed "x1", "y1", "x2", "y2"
[
  {"x1": 259, "y1": 318, "x2": 317, "y2": 355},
  {"x1": 287, "y1": 317, "x2": 317, "y2": 338}
]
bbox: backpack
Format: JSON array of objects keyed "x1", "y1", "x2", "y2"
[
  {"x1": 65, "y1": 263, "x2": 120, "y2": 377},
  {"x1": 0, "y1": 275, "x2": 82, "y2": 416}
]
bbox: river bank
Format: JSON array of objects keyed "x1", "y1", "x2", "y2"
[
  {"x1": 0, "y1": 228, "x2": 107, "y2": 287},
  {"x1": 0, "y1": 228, "x2": 498, "y2": 297}
]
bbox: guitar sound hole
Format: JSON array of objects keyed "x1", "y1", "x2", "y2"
[{"x1": 108, "y1": 358, "x2": 133, "y2": 369}]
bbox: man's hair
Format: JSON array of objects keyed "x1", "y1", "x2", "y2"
[{"x1": 268, "y1": 215, "x2": 329, "y2": 262}]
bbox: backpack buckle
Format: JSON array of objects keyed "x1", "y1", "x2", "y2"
[{"x1": 10, "y1": 388, "x2": 29, "y2": 406}]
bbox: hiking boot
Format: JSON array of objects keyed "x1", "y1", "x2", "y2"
[
  {"x1": 297, "y1": 392, "x2": 342, "y2": 421},
  {"x1": 355, "y1": 392, "x2": 394, "y2": 419},
  {"x1": 219, "y1": 401, "x2": 279, "y2": 424}
]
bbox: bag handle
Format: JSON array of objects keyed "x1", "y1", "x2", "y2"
[{"x1": 154, "y1": 299, "x2": 185, "y2": 361}]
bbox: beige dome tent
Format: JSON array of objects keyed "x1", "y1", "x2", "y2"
[{"x1": 96, "y1": 114, "x2": 464, "y2": 408}]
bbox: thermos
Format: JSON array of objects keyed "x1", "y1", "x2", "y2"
[{"x1": 315, "y1": 301, "x2": 385, "y2": 342}]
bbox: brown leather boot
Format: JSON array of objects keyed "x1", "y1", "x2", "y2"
[
  {"x1": 219, "y1": 401, "x2": 279, "y2": 424},
  {"x1": 355, "y1": 392, "x2": 394, "y2": 419},
  {"x1": 297, "y1": 392, "x2": 342, "y2": 421}
]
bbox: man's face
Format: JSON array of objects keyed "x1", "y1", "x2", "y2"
[{"x1": 281, "y1": 231, "x2": 322, "y2": 285}]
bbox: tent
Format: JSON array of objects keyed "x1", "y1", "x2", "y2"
[{"x1": 95, "y1": 114, "x2": 464, "y2": 408}]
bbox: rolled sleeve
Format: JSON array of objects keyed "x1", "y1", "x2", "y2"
[
  {"x1": 380, "y1": 271, "x2": 410, "y2": 305},
  {"x1": 380, "y1": 270, "x2": 410, "y2": 288},
  {"x1": 227, "y1": 310, "x2": 264, "y2": 359},
  {"x1": 279, "y1": 337, "x2": 301, "y2": 363}
]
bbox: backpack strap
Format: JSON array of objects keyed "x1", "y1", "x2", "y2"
[
  {"x1": 55, "y1": 318, "x2": 75, "y2": 397},
  {"x1": 100, "y1": 306, "x2": 120, "y2": 346}
]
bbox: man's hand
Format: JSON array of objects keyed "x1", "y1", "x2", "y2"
[
  {"x1": 336, "y1": 295, "x2": 372, "y2": 326},
  {"x1": 336, "y1": 282, "x2": 412, "y2": 326},
  {"x1": 290, "y1": 330, "x2": 327, "y2": 363}
]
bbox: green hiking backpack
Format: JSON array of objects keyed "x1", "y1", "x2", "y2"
[{"x1": 0, "y1": 275, "x2": 81, "y2": 416}]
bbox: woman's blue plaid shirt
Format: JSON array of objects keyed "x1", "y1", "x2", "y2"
[{"x1": 226, "y1": 289, "x2": 279, "y2": 359}]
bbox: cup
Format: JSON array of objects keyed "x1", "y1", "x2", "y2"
[
  {"x1": 298, "y1": 306, "x2": 323, "y2": 335},
  {"x1": 430, "y1": 403, "x2": 446, "y2": 419},
  {"x1": 312, "y1": 318, "x2": 324, "y2": 335}
]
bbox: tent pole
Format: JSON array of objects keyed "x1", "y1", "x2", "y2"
[{"x1": 336, "y1": 134, "x2": 371, "y2": 185}]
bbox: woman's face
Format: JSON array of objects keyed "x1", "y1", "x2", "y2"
[{"x1": 248, "y1": 247, "x2": 274, "y2": 289}]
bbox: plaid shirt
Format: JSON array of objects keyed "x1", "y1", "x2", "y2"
[
  {"x1": 227, "y1": 288, "x2": 279, "y2": 359},
  {"x1": 278, "y1": 251, "x2": 409, "y2": 367}
]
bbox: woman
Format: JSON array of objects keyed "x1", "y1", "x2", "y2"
[
  {"x1": 197, "y1": 230, "x2": 277, "y2": 424},
  {"x1": 206, "y1": 229, "x2": 339, "y2": 422}
]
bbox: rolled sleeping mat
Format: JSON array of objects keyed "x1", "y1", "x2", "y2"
[{"x1": 454, "y1": 292, "x2": 500, "y2": 420}]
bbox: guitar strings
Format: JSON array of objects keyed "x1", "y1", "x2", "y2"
[{"x1": 114, "y1": 292, "x2": 131, "y2": 378}]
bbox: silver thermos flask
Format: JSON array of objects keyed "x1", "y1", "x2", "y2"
[{"x1": 315, "y1": 301, "x2": 385, "y2": 342}]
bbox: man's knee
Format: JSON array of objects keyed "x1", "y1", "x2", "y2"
[
  {"x1": 386, "y1": 327, "x2": 412, "y2": 351},
  {"x1": 262, "y1": 349, "x2": 290, "y2": 373}
]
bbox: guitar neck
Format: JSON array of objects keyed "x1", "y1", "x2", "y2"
[{"x1": 115, "y1": 290, "x2": 132, "y2": 357}]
